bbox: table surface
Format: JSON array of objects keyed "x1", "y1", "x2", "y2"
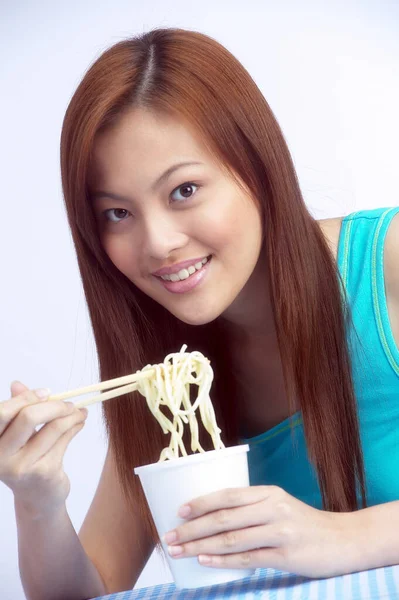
[{"x1": 91, "y1": 564, "x2": 399, "y2": 600}]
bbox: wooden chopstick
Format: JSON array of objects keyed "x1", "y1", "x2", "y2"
[
  {"x1": 46, "y1": 362, "x2": 178, "y2": 409},
  {"x1": 71, "y1": 381, "x2": 140, "y2": 409},
  {"x1": 47, "y1": 368, "x2": 157, "y2": 409}
]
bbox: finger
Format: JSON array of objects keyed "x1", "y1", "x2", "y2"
[
  {"x1": 179, "y1": 486, "x2": 277, "y2": 520},
  {"x1": 0, "y1": 388, "x2": 51, "y2": 437},
  {"x1": 33, "y1": 419, "x2": 87, "y2": 469},
  {"x1": 197, "y1": 547, "x2": 284, "y2": 570},
  {"x1": 167, "y1": 503, "x2": 269, "y2": 545},
  {"x1": 168, "y1": 524, "x2": 283, "y2": 559},
  {"x1": 19, "y1": 408, "x2": 88, "y2": 464},
  {"x1": 0, "y1": 400, "x2": 77, "y2": 455},
  {"x1": 10, "y1": 381, "x2": 29, "y2": 397}
]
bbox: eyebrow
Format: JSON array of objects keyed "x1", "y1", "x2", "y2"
[{"x1": 90, "y1": 160, "x2": 203, "y2": 203}]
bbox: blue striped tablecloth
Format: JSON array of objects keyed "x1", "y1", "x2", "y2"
[{"x1": 92, "y1": 565, "x2": 399, "y2": 600}]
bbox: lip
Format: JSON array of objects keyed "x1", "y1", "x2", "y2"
[
  {"x1": 154, "y1": 256, "x2": 212, "y2": 294},
  {"x1": 152, "y1": 256, "x2": 210, "y2": 277}
]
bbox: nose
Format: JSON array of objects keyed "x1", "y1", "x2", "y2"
[{"x1": 141, "y1": 214, "x2": 188, "y2": 261}]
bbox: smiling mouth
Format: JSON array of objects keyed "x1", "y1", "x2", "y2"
[{"x1": 156, "y1": 256, "x2": 212, "y2": 282}]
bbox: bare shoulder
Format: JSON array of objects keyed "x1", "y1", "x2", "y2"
[
  {"x1": 317, "y1": 211, "x2": 399, "y2": 346},
  {"x1": 384, "y1": 211, "x2": 399, "y2": 348},
  {"x1": 318, "y1": 210, "x2": 399, "y2": 293},
  {"x1": 384, "y1": 211, "x2": 399, "y2": 296},
  {"x1": 316, "y1": 216, "x2": 344, "y2": 263}
]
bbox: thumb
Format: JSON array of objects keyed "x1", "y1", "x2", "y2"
[{"x1": 10, "y1": 380, "x2": 29, "y2": 398}]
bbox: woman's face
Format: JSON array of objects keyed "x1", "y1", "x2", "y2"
[{"x1": 89, "y1": 108, "x2": 263, "y2": 326}]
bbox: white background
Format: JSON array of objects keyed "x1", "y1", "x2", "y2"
[{"x1": 1, "y1": 1, "x2": 398, "y2": 598}]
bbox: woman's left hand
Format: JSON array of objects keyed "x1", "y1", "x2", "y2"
[{"x1": 163, "y1": 485, "x2": 360, "y2": 578}]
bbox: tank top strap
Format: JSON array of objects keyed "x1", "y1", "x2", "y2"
[{"x1": 337, "y1": 206, "x2": 399, "y2": 379}]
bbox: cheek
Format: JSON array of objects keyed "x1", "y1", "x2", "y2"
[
  {"x1": 195, "y1": 197, "x2": 261, "y2": 252},
  {"x1": 102, "y1": 235, "x2": 140, "y2": 278}
]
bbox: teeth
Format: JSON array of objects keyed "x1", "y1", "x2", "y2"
[
  {"x1": 178, "y1": 268, "x2": 190, "y2": 280},
  {"x1": 160, "y1": 256, "x2": 210, "y2": 282}
]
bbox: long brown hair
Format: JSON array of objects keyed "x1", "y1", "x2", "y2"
[{"x1": 60, "y1": 27, "x2": 367, "y2": 549}]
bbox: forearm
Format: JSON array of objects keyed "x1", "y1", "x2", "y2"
[
  {"x1": 15, "y1": 499, "x2": 107, "y2": 600},
  {"x1": 346, "y1": 500, "x2": 399, "y2": 572}
]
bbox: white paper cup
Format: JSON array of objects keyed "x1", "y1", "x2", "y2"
[{"x1": 134, "y1": 444, "x2": 254, "y2": 589}]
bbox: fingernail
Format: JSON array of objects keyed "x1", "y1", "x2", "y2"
[
  {"x1": 163, "y1": 530, "x2": 177, "y2": 544},
  {"x1": 198, "y1": 555, "x2": 211, "y2": 564},
  {"x1": 34, "y1": 388, "x2": 51, "y2": 400},
  {"x1": 80, "y1": 408, "x2": 89, "y2": 418},
  {"x1": 178, "y1": 505, "x2": 191, "y2": 518},
  {"x1": 168, "y1": 545, "x2": 183, "y2": 557}
]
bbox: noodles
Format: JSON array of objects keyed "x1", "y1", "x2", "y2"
[{"x1": 136, "y1": 345, "x2": 225, "y2": 461}]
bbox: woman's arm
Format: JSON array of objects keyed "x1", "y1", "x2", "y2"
[
  {"x1": 162, "y1": 486, "x2": 399, "y2": 578},
  {"x1": 15, "y1": 500, "x2": 107, "y2": 600},
  {"x1": 78, "y1": 443, "x2": 154, "y2": 593},
  {"x1": 17, "y1": 442, "x2": 154, "y2": 600},
  {"x1": 348, "y1": 500, "x2": 399, "y2": 571}
]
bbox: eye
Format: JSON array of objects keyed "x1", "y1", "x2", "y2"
[
  {"x1": 102, "y1": 208, "x2": 132, "y2": 223},
  {"x1": 170, "y1": 182, "x2": 199, "y2": 204}
]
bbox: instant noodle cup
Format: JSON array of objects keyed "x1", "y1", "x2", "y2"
[{"x1": 134, "y1": 444, "x2": 254, "y2": 589}]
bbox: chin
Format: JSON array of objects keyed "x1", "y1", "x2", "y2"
[
  {"x1": 167, "y1": 303, "x2": 222, "y2": 327},
  {"x1": 170, "y1": 310, "x2": 216, "y2": 327}
]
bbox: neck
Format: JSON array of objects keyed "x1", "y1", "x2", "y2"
[
  {"x1": 220, "y1": 265, "x2": 280, "y2": 402},
  {"x1": 221, "y1": 246, "x2": 275, "y2": 337},
  {"x1": 216, "y1": 248, "x2": 293, "y2": 437}
]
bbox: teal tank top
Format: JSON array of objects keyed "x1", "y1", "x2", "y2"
[{"x1": 242, "y1": 206, "x2": 399, "y2": 508}]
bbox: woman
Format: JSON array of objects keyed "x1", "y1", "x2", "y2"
[{"x1": 2, "y1": 28, "x2": 399, "y2": 598}]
